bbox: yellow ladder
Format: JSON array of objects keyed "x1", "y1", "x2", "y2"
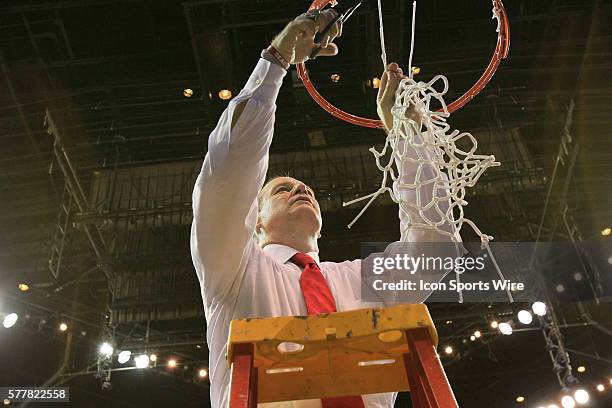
[{"x1": 227, "y1": 304, "x2": 459, "y2": 407}]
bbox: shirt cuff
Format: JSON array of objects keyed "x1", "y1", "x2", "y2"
[{"x1": 243, "y1": 58, "x2": 287, "y2": 101}]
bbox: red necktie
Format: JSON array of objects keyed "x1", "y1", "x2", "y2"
[{"x1": 290, "y1": 252, "x2": 365, "y2": 408}]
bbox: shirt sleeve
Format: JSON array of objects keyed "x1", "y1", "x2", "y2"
[
  {"x1": 191, "y1": 58, "x2": 287, "y2": 304},
  {"x1": 392, "y1": 131, "x2": 459, "y2": 243}
]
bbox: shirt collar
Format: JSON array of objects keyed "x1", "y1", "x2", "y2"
[{"x1": 263, "y1": 244, "x2": 320, "y2": 266}]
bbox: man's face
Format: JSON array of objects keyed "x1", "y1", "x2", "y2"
[{"x1": 258, "y1": 177, "x2": 322, "y2": 239}]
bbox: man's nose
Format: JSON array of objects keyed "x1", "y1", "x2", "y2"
[{"x1": 294, "y1": 183, "x2": 308, "y2": 195}]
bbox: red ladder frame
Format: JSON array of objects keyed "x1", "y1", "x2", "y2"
[{"x1": 228, "y1": 327, "x2": 458, "y2": 408}]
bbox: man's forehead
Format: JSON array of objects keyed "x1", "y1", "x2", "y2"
[{"x1": 264, "y1": 177, "x2": 311, "y2": 193}]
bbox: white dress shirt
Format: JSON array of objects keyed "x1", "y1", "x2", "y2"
[{"x1": 191, "y1": 58, "x2": 454, "y2": 408}]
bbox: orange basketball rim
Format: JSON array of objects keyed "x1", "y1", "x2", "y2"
[{"x1": 296, "y1": 0, "x2": 511, "y2": 128}]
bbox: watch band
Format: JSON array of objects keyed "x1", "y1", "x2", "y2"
[{"x1": 261, "y1": 45, "x2": 290, "y2": 70}]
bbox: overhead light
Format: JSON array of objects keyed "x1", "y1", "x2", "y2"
[
  {"x1": 473, "y1": 330, "x2": 482, "y2": 338},
  {"x1": 330, "y1": 73, "x2": 341, "y2": 83},
  {"x1": 2, "y1": 313, "x2": 18, "y2": 329},
  {"x1": 547, "y1": 405, "x2": 560, "y2": 408},
  {"x1": 445, "y1": 320, "x2": 452, "y2": 325},
  {"x1": 18, "y1": 283, "x2": 29, "y2": 292},
  {"x1": 532, "y1": 302, "x2": 547, "y2": 316},
  {"x1": 99, "y1": 342, "x2": 114, "y2": 358},
  {"x1": 470, "y1": 335, "x2": 476, "y2": 341},
  {"x1": 117, "y1": 350, "x2": 132, "y2": 364},
  {"x1": 371, "y1": 77, "x2": 381, "y2": 89},
  {"x1": 3, "y1": 399, "x2": 9, "y2": 406},
  {"x1": 444, "y1": 346, "x2": 453, "y2": 355},
  {"x1": 573, "y1": 272, "x2": 583, "y2": 281},
  {"x1": 134, "y1": 354, "x2": 150, "y2": 369},
  {"x1": 498, "y1": 322, "x2": 513, "y2": 335},
  {"x1": 218, "y1": 89, "x2": 232, "y2": 100},
  {"x1": 576, "y1": 366, "x2": 586, "y2": 373},
  {"x1": 555, "y1": 284, "x2": 565, "y2": 293},
  {"x1": 596, "y1": 384, "x2": 604, "y2": 392},
  {"x1": 515, "y1": 396, "x2": 525, "y2": 403},
  {"x1": 490, "y1": 320, "x2": 499, "y2": 329},
  {"x1": 560, "y1": 395, "x2": 575, "y2": 408},
  {"x1": 198, "y1": 368, "x2": 208, "y2": 378},
  {"x1": 411, "y1": 66, "x2": 421, "y2": 75},
  {"x1": 58, "y1": 322, "x2": 68, "y2": 332},
  {"x1": 168, "y1": 359, "x2": 177, "y2": 368},
  {"x1": 150, "y1": 354, "x2": 157, "y2": 362},
  {"x1": 573, "y1": 389, "x2": 589, "y2": 404},
  {"x1": 183, "y1": 88, "x2": 193, "y2": 98},
  {"x1": 517, "y1": 310, "x2": 533, "y2": 325},
  {"x1": 601, "y1": 227, "x2": 611, "y2": 236}
]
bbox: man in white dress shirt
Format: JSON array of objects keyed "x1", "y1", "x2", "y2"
[{"x1": 191, "y1": 9, "x2": 451, "y2": 408}]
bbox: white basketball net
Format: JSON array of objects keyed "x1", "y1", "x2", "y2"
[{"x1": 343, "y1": 74, "x2": 500, "y2": 247}]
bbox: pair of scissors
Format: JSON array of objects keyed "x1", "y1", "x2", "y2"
[{"x1": 310, "y1": 0, "x2": 363, "y2": 60}]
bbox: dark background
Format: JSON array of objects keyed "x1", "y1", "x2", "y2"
[{"x1": 0, "y1": 0, "x2": 611, "y2": 407}]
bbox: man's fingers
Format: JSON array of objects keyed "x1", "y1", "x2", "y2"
[
  {"x1": 377, "y1": 71, "x2": 389, "y2": 102},
  {"x1": 380, "y1": 70, "x2": 399, "y2": 105},
  {"x1": 316, "y1": 43, "x2": 338, "y2": 57}
]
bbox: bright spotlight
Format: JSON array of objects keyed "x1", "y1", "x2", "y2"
[
  {"x1": 18, "y1": 283, "x2": 29, "y2": 292},
  {"x1": 330, "y1": 73, "x2": 341, "y2": 83},
  {"x1": 371, "y1": 77, "x2": 381, "y2": 89},
  {"x1": 117, "y1": 350, "x2": 132, "y2": 364},
  {"x1": 532, "y1": 302, "x2": 547, "y2": 316},
  {"x1": 474, "y1": 330, "x2": 482, "y2": 338},
  {"x1": 134, "y1": 354, "x2": 150, "y2": 369},
  {"x1": 218, "y1": 90, "x2": 232, "y2": 100},
  {"x1": 490, "y1": 320, "x2": 499, "y2": 329},
  {"x1": 167, "y1": 359, "x2": 177, "y2": 368},
  {"x1": 183, "y1": 88, "x2": 193, "y2": 98},
  {"x1": 444, "y1": 346, "x2": 453, "y2": 355},
  {"x1": 3, "y1": 399, "x2": 9, "y2": 406},
  {"x1": 3, "y1": 313, "x2": 18, "y2": 329},
  {"x1": 601, "y1": 227, "x2": 611, "y2": 236},
  {"x1": 517, "y1": 310, "x2": 533, "y2": 325},
  {"x1": 58, "y1": 322, "x2": 68, "y2": 332},
  {"x1": 99, "y1": 342, "x2": 114, "y2": 358},
  {"x1": 560, "y1": 395, "x2": 575, "y2": 408},
  {"x1": 515, "y1": 395, "x2": 525, "y2": 403},
  {"x1": 198, "y1": 368, "x2": 208, "y2": 378},
  {"x1": 498, "y1": 322, "x2": 513, "y2": 335},
  {"x1": 596, "y1": 384, "x2": 604, "y2": 392},
  {"x1": 573, "y1": 389, "x2": 589, "y2": 404},
  {"x1": 576, "y1": 366, "x2": 586, "y2": 373},
  {"x1": 547, "y1": 405, "x2": 560, "y2": 408},
  {"x1": 150, "y1": 354, "x2": 157, "y2": 362},
  {"x1": 469, "y1": 335, "x2": 476, "y2": 341}
]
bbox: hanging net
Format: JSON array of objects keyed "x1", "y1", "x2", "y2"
[{"x1": 344, "y1": 75, "x2": 500, "y2": 247}]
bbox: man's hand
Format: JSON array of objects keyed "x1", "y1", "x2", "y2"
[
  {"x1": 272, "y1": 9, "x2": 343, "y2": 65},
  {"x1": 376, "y1": 63, "x2": 404, "y2": 132}
]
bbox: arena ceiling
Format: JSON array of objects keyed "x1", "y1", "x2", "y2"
[{"x1": 0, "y1": 0, "x2": 610, "y2": 407}]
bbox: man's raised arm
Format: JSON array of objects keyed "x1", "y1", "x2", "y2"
[{"x1": 191, "y1": 10, "x2": 343, "y2": 303}]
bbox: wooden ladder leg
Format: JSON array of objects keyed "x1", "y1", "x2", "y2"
[
  {"x1": 229, "y1": 343, "x2": 258, "y2": 408},
  {"x1": 404, "y1": 328, "x2": 458, "y2": 408}
]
